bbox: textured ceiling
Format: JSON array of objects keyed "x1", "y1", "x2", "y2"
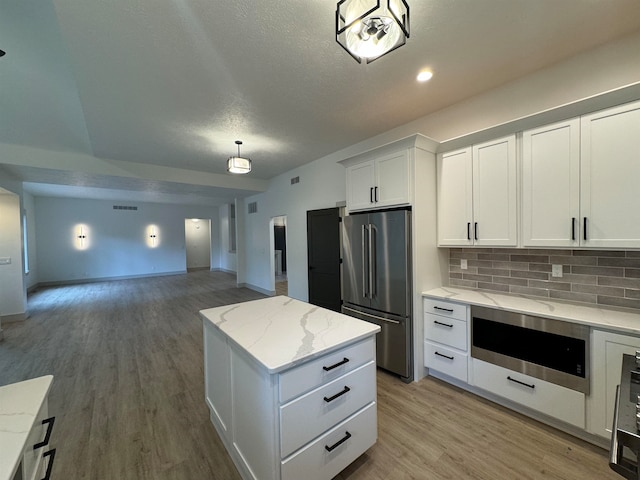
[{"x1": 1, "y1": 0, "x2": 640, "y2": 204}]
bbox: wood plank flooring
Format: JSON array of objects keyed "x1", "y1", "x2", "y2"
[{"x1": 0, "y1": 271, "x2": 618, "y2": 479}]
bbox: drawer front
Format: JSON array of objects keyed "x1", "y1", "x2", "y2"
[
  {"x1": 423, "y1": 298, "x2": 467, "y2": 322},
  {"x1": 472, "y1": 359, "x2": 585, "y2": 429},
  {"x1": 280, "y1": 361, "x2": 376, "y2": 458},
  {"x1": 279, "y1": 338, "x2": 375, "y2": 403},
  {"x1": 424, "y1": 313, "x2": 468, "y2": 351},
  {"x1": 424, "y1": 341, "x2": 468, "y2": 382},
  {"x1": 23, "y1": 398, "x2": 49, "y2": 480},
  {"x1": 281, "y1": 402, "x2": 377, "y2": 480}
]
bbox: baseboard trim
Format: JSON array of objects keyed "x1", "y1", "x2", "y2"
[
  {"x1": 36, "y1": 270, "x2": 187, "y2": 288},
  {"x1": 238, "y1": 283, "x2": 275, "y2": 296},
  {"x1": 218, "y1": 268, "x2": 237, "y2": 274},
  {"x1": 1, "y1": 312, "x2": 29, "y2": 324}
]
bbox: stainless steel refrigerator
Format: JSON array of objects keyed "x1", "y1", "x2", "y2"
[{"x1": 341, "y1": 208, "x2": 412, "y2": 381}]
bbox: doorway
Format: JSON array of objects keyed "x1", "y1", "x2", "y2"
[
  {"x1": 185, "y1": 218, "x2": 211, "y2": 271},
  {"x1": 272, "y1": 216, "x2": 288, "y2": 296}
]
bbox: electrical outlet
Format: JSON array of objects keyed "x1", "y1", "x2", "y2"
[
  {"x1": 0, "y1": 257, "x2": 11, "y2": 265},
  {"x1": 551, "y1": 264, "x2": 563, "y2": 278},
  {"x1": 460, "y1": 259, "x2": 468, "y2": 270}
]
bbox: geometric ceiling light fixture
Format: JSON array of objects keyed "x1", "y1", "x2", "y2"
[
  {"x1": 336, "y1": 0, "x2": 410, "y2": 64},
  {"x1": 227, "y1": 140, "x2": 252, "y2": 175}
]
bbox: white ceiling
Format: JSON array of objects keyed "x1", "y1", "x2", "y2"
[{"x1": 2, "y1": 0, "x2": 640, "y2": 205}]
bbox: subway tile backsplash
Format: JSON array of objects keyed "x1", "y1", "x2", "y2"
[{"x1": 448, "y1": 248, "x2": 640, "y2": 311}]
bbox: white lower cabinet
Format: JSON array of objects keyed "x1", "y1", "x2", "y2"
[
  {"x1": 204, "y1": 321, "x2": 378, "y2": 480},
  {"x1": 424, "y1": 341, "x2": 468, "y2": 382},
  {"x1": 472, "y1": 359, "x2": 586, "y2": 429},
  {"x1": 588, "y1": 329, "x2": 640, "y2": 439}
]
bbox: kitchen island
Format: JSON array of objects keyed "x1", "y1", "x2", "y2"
[{"x1": 200, "y1": 296, "x2": 381, "y2": 480}]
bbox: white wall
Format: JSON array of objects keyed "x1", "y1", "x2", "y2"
[
  {"x1": 0, "y1": 190, "x2": 26, "y2": 319},
  {"x1": 237, "y1": 31, "x2": 640, "y2": 304},
  {"x1": 23, "y1": 191, "x2": 38, "y2": 290},
  {"x1": 218, "y1": 203, "x2": 237, "y2": 273},
  {"x1": 35, "y1": 197, "x2": 220, "y2": 283},
  {"x1": 185, "y1": 218, "x2": 211, "y2": 269}
]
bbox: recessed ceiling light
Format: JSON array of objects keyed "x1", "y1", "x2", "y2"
[{"x1": 417, "y1": 70, "x2": 433, "y2": 82}]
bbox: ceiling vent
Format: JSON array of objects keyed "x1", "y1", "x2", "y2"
[
  {"x1": 248, "y1": 202, "x2": 258, "y2": 214},
  {"x1": 113, "y1": 205, "x2": 138, "y2": 211}
]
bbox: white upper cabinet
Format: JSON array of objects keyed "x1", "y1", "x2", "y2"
[
  {"x1": 580, "y1": 100, "x2": 640, "y2": 248},
  {"x1": 437, "y1": 148, "x2": 473, "y2": 246},
  {"x1": 522, "y1": 119, "x2": 581, "y2": 247},
  {"x1": 346, "y1": 149, "x2": 411, "y2": 212},
  {"x1": 437, "y1": 136, "x2": 517, "y2": 247}
]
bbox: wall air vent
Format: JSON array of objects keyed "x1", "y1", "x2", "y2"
[
  {"x1": 290, "y1": 176, "x2": 300, "y2": 185},
  {"x1": 248, "y1": 202, "x2": 258, "y2": 214},
  {"x1": 113, "y1": 205, "x2": 138, "y2": 211}
]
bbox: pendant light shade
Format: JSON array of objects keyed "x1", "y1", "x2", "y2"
[
  {"x1": 336, "y1": 0, "x2": 410, "y2": 64},
  {"x1": 227, "y1": 140, "x2": 252, "y2": 174}
]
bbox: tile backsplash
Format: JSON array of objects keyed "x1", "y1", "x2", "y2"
[{"x1": 448, "y1": 248, "x2": 640, "y2": 311}]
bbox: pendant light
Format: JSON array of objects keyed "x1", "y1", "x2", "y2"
[
  {"x1": 336, "y1": 0, "x2": 410, "y2": 64},
  {"x1": 227, "y1": 140, "x2": 252, "y2": 175}
]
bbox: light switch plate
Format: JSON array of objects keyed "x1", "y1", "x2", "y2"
[
  {"x1": 0, "y1": 257, "x2": 11, "y2": 265},
  {"x1": 551, "y1": 264, "x2": 563, "y2": 277},
  {"x1": 460, "y1": 259, "x2": 468, "y2": 270}
]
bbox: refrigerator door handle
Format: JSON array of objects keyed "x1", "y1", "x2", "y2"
[
  {"x1": 361, "y1": 224, "x2": 368, "y2": 298},
  {"x1": 368, "y1": 224, "x2": 375, "y2": 298}
]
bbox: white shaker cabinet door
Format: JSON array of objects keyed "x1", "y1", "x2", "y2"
[
  {"x1": 580, "y1": 100, "x2": 640, "y2": 248},
  {"x1": 472, "y1": 135, "x2": 517, "y2": 246},
  {"x1": 346, "y1": 160, "x2": 376, "y2": 212},
  {"x1": 522, "y1": 119, "x2": 581, "y2": 247},
  {"x1": 437, "y1": 147, "x2": 473, "y2": 246},
  {"x1": 374, "y1": 149, "x2": 411, "y2": 208}
]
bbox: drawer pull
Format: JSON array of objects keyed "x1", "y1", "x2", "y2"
[
  {"x1": 433, "y1": 306, "x2": 454, "y2": 312},
  {"x1": 507, "y1": 376, "x2": 535, "y2": 389},
  {"x1": 324, "y1": 386, "x2": 351, "y2": 403},
  {"x1": 323, "y1": 357, "x2": 349, "y2": 372},
  {"x1": 325, "y1": 431, "x2": 352, "y2": 452},
  {"x1": 434, "y1": 320, "x2": 454, "y2": 328},
  {"x1": 34, "y1": 416, "x2": 55, "y2": 450},
  {"x1": 42, "y1": 448, "x2": 56, "y2": 480},
  {"x1": 435, "y1": 351, "x2": 454, "y2": 361}
]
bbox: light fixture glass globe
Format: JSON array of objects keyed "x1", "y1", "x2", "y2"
[{"x1": 227, "y1": 156, "x2": 251, "y2": 174}]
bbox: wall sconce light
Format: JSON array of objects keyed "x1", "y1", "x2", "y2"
[
  {"x1": 336, "y1": 0, "x2": 410, "y2": 64},
  {"x1": 74, "y1": 224, "x2": 90, "y2": 250},
  {"x1": 227, "y1": 140, "x2": 252, "y2": 174},
  {"x1": 147, "y1": 225, "x2": 160, "y2": 248}
]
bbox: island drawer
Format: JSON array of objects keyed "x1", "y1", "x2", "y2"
[
  {"x1": 281, "y1": 402, "x2": 377, "y2": 480},
  {"x1": 424, "y1": 341, "x2": 468, "y2": 382},
  {"x1": 424, "y1": 314, "x2": 467, "y2": 351},
  {"x1": 279, "y1": 337, "x2": 375, "y2": 403},
  {"x1": 423, "y1": 298, "x2": 467, "y2": 322},
  {"x1": 280, "y1": 361, "x2": 375, "y2": 458}
]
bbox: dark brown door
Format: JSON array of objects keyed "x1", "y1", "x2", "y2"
[{"x1": 307, "y1": 207, "x2": 341, "y2": 312}]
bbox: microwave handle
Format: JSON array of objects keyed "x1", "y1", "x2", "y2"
[{"x1": 609, "y1": 385, "x2": 638, "y2": 480}]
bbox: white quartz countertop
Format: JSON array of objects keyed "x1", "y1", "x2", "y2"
[
  {"x1": 200, "y1": 296, "x2": 380, "y2": 374},
  {"x1": 423, "y1": 287, "x2": 640, "y2": 335},
  {"x1": 0, "y1": 375, "x2": 53, "y2": 480}
]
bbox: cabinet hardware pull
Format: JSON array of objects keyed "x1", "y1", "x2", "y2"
[
  {"x1": 467, "y1": 222, "x2": 471, "y2": 241},
  {"x1": 374, "y1": 186, "x2": 378, "y2": 203},
  {"x1": 507, "y1": 376, "x2": 535, "y2": 389},
  {"x1": 583, "y1": 217, "x2": 587, "y2": 241},
  {"x1": 34, "y1": 416, "x2": 55, "y2": 450},
  {"x1": 370, "y1": 187, "x2": 374, "y2": 203},
  {"x1": 324, "y1": 386, "x2": 351, "y2": 403},
  {"x1": 325, "y1": 431, "x2": 352, "y2": 452},
  {"x1": 571, "y1": 217, "x2": 576, "y2": 241},
  {"x1": 435, "y1": 351, "x2": 454, "y2": 360},
  {"x1": 434, "y1": 320, "x2": 454, "y2": 328},
  {"x1": 42, "y1": 448, "x2": 56, "y2": 480},
  {"x1": 323, "y1": 357, "x2": 349, "y2": 371},
  {"x1": 474, "y1": 222, "x2": 478, "y2": 241},
  {"x1": 433, "y1": 306, "x2": 454, "y2": 312}
]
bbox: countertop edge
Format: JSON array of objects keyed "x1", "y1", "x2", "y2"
[{"x1": 422, "y1": 287, "x2": 640, "y2": 335}]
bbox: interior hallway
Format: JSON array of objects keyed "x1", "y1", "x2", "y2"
[{"x1": 0, "y1": 271, "x2": 616, "y2": 479}]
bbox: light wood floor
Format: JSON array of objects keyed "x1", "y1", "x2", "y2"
[{"x1": 0, "y1": 271, "x2": 617, "y2": 479}]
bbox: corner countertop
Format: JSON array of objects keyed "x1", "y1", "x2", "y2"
[
  {"x1": 423, "y1": 287, "x2": 640, "y2": 335},
  {"x1": 0, "y1": 375, "x2": 53, "y2": 480},
  {"x1": 199, "y1": 296, "x2": 380, "y2": 374}
]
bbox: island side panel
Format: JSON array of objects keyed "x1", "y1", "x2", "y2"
[
  {"x1": 204, "y1": 321, "x2": 232, "y2": 435},
  {"x1": 231, "y1": 346, "x2": 280, "y2": 480}
]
